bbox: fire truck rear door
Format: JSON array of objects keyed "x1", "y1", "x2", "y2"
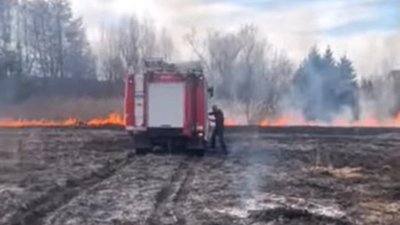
[{"x1": 148, "y1": 82, "x2": 184, "y2": 128}]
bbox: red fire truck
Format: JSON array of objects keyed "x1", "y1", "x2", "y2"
[{"x1": 124, "y1": 60, "x2": 213, "y2": 155}]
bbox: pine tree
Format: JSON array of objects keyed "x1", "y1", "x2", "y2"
[
  {"x1": 293, "y1": 47, "x2": 359, "y2": 121},
  {"x1": 293, "y1": 47, "x2": 326, "y2": 120},
  {"x1": 322, "y1": 47, "x2": 339, "y2": 114},
  {"x1": 338, "y1": 56, "x2": 359, "y2": 119}
]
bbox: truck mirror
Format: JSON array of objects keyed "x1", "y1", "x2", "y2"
[{"x1": 208, "y1": 87, "x2": 214, "y2": 98}]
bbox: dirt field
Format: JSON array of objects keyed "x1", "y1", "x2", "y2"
[{"x1": 1, "y1": 127, "x2": 400, "y2": 225}]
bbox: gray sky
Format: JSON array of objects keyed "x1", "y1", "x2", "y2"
[{"x1": 70, "y1": 0, "x2": 400, "y2": 77}]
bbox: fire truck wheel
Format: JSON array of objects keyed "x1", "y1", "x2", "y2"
[
  {"x1": 189, "y1": 147, "x2": 205, "y2": 157},
  {"x1": 136, "y1": 148, "x2": 149, "y2": 155},
  {"x1": 195, "y1": 149, "x2": 205, "y2": 157}
]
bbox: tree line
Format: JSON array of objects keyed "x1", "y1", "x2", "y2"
[
  {"x1": 97, "y1": 17, "x2": 175, "y2": 82},
  {"x1": 0, "y1": 0, "x2": 174, "y2": 102},
  {"x1": 0, "y1": 1, "x2": 367, "y2": 122},
  {"x1": 0, "y1": 0, "x2": 97, "y2": 102},
  {"x1": 0, "y1": 0, "x2": 94, "y2": 80},
  {"x1": 187, "y1": 27, "x2": 359, "y2": 123}
]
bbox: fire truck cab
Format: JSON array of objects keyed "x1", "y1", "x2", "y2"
[{"x1": 124, "y1": 60, "x2": 212, "y2": 155}]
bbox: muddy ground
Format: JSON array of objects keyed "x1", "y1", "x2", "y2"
[{"x1": 1, "y1": 128, "x2": 400, "y2": 225}]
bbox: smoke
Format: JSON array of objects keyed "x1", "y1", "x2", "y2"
[
  {"x1": 186, "y1": 25, "x2": 395, "y2": 125},
  {"x1": 0, "y1": 78, "x2": 21, "y2": 105},
  {"x1": 211, "y1": 38, "x2": 400, "y2": 125},
  {"x1": 359, "y1": 71, "x2": 400, "y2": 120},
  {"x1": 0, "y1": 78, "x2": 25, "y2": 120},
  {"x1": 266, "y1": 46, "x2": 359, "y2": 123}
]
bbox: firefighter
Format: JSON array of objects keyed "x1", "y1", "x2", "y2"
[{"x1": 209, "y1": 105, "x2": 227, "y2": 154}]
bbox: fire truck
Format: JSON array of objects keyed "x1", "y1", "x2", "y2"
[{"x1": 124, "y1": 60, "x2": 213, "y2": 155}]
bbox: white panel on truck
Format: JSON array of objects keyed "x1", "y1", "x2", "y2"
[
  {"x1": 148, "y1": 83, "x2": 184, "y2": 128},
  {"x1": 135, "y1": 74, "x2": 145, "y2": 127}
]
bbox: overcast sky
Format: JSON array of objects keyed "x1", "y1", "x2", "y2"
[{"x1": 70, "y1": 0, "x2": 400, "y2": 77}]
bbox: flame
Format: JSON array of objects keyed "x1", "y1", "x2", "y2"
[
  {"x1": 224, "y1": 118, "x2": 238, "y2": 126},
  {"x1": 0, "y1": 113, "x2": 124, "y2": 128},
  {"x1": 352, "y1": 117, "x2": 380, "y2": 127},
  {"x1": 396, "y1": 113, "x2": 400, "y2": 124},
  {"x1": 86, "y1": 113, "x2": 124, "y2": 127},
  {"x1": 225, "y1": 112, "x2": 400, "y2": 128},
  {"x1": 271, "y1": 117, "x2": 291, "y2": 127},
  {"x1": 259, "y1": 119, "x2": 270, "y2": 127},
  {"x1": 3, "y1": 112, "x2": 400, "y2": 129},
  {"x1": 331, "y1": 118, "x2": 350, "y2": 127},
  {"x1": 0, "y1": 118, "x2": 80, "y2": 128}
]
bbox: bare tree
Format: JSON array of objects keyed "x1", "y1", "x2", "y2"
[
  {"x1": 138, "y1": 18, "x2": 158, "y2": 60},
  {"x1": 235, "y1": 27, "x2": 293, "y2": 123},
  {"x1": 185, "y1": 28, "x2": 212, "y2": 74},
  {"x1": 235, "y1": 26, "x2": 266, "y2": 123},
  {"x1": 264, "y1": 51, "x2": 294, "y2": 116},
  {"x1": 98, "y1": 26, "x2": 124, "y2": 82},
  {"x1": 0, "y1": 0, "x2": 13, "y2": 51},
  {"x1": 117, "y1": 16, "x2": 140, "y2": 72},
  {"x1": 158, "y1": 28, "x2": 174, "y2": 61},
  {"x1": 9, "y1": 0, "x2": 94, "y2": 79},
  {"x1": 185, "y1": 27, "x2": 248, "y2": 94},
  {"x1": 0, "y1": 0, "x2": 15, "y2": 79},
  {"x1": 207, "y1": 29, "x2": 248, "y2": 99},
  {"x1": 51, "y1": 0, "x2": 70, "y2": 78},
  {"x1": 98, "y1": 18, "x2": 139, "y2": 81},
  {"x1": 186, "y1": 25, "x2": 294, "y2": 124},
  {"x1": 97, "y1": 15, "x2": 175, "y2": 81},
  {"x1": 63, "y1": 18, "x2": 96, "y2": 79}
]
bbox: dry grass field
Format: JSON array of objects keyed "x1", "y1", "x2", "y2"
[{"x1": 0, "y1": 97, "x2": 124, "y2": 120}]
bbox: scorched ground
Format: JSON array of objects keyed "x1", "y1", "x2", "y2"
[{"x1": 1, "y1": 127, "x2": 400, "y2": 225}]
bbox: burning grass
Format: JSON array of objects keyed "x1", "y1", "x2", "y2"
[
  {"x1": 0, "y1": 97, "x2": 124, "y2": 128},
  {"x1": 4, "y1": 113, "x2": 400, "y2": 128},
  {"x1": 227, "y1": 112, "x2": 400, "y2": 128},
  {"x1": 3, "y1": 96, "x2": 400, "y2": 128},
  {"x1": 0, "y1": 113, "x2": 124, "y2": 128}
]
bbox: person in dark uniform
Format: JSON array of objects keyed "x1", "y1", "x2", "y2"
[{"x1": 209, "y1": 105, "x2": 227, "y2": 153}]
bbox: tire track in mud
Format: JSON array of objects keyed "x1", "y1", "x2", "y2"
[
  {"x1": 9, "y1": 152, "x2": 136, "y2": 225},
  {"x1": 146, "y1": 156, "x2": 200, "y2": 225}
]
